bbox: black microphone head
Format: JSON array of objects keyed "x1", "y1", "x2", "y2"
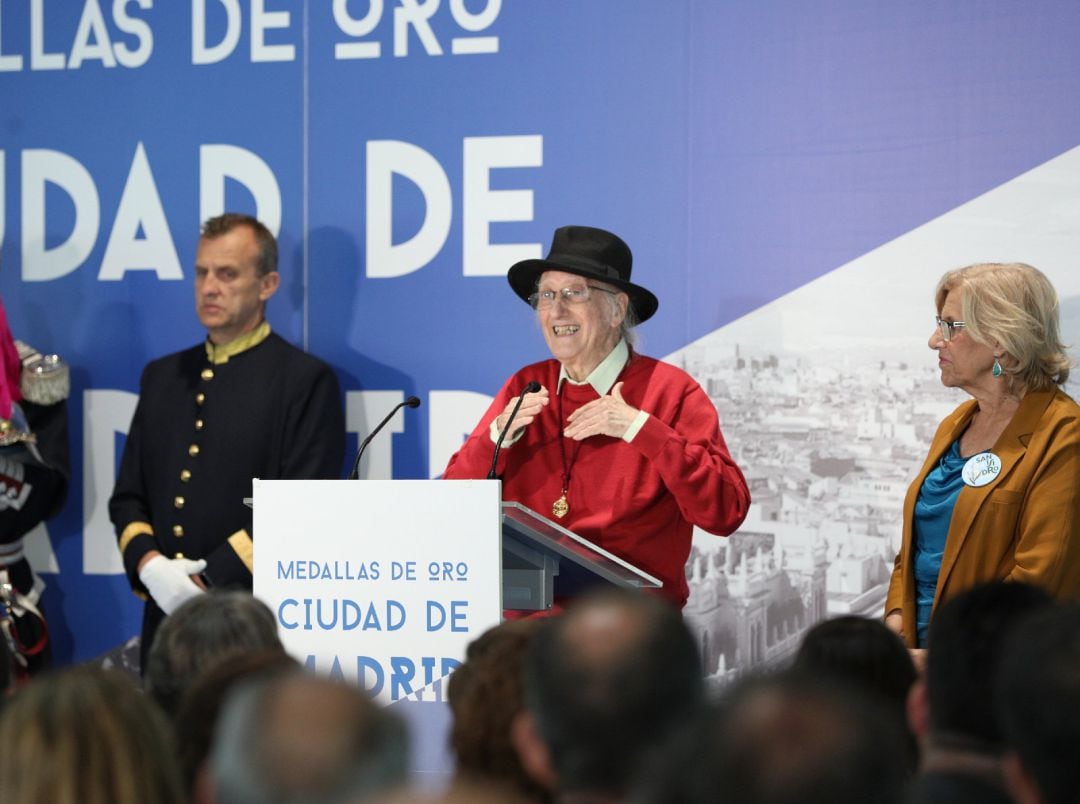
[
  {"x1": 405, "y1": 395, "x2": 421, "y2": 408},
  {"x1": 524, "y1": 381, "x2": 541, "y2": 394}
]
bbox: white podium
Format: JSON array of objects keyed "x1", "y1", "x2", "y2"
[
  {"x1": 252, "y1": 478, "x2": 662, "y2": 788},
  {"x1": 252, "y1": 478, "x2": 503, "y2": 705}
]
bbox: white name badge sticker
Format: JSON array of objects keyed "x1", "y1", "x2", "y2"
[{"x1": 962, "y1": 452, "x2": 1002, "y2": 488}]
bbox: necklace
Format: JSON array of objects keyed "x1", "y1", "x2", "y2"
[{"x1": 553, "y1": 386, "x2": 582, "y2": 519}]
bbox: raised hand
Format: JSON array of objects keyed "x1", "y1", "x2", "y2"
[
  {"x1": 496, "y1": 385, "x2": 550, "y2": 439},
  {"x1": 564, "y1": 382, "x2": 640, "y2": 441}
]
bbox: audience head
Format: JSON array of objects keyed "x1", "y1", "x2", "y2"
[
  {"x1": 996, "y1": 603, "x2": 1080, "y2": 804},
  {"x1": 794, "y1": 614, "x2": 917, "y2": 708},
  {"x1": 176, "y1": 650, "x2": 301, "y2": 796},
  {"x1": 208, "y1": 672, "x2": 408, "y2": 804},
  {"x1": 0, "y1": 666, "x2": 184, "y2": 804},
  {"x1": 514, "y1": 588, "x2": 704, "y2": 798},
  {"x1": 793, "y1": 614, "x2": 918, "y2": 768},
  {"x1": 633, "y1": 670, "x2": 910, "y2": 804},
  {"x1": 924, "y1": 580, "x2": 1053, "y2": 745},
  {"x1": 145, "y1": 590, "x2": 285, "y2": 718},
  {"x1": 447, "y1": 619, "x2": 549, "y2": 801}
]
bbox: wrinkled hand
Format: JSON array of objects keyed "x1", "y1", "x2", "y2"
[
  {"x1": 884, "y1": 610, "x2": 904, "y2": 638},
  {"x1": 138, "y1": 554, "x2": 207, "y2": 615},
  {"x1": 564, "y1": 382, "x2": 639, "y2": 441},
  {"x1": 496, "y1": 386, "x2": 550, "y2": 439}
]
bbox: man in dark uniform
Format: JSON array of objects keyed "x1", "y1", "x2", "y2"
[{"x1": 109, "y1": 213, "x2": 345, "y2": 666}]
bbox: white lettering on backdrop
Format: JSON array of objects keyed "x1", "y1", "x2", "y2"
[
  {"x1": 8, "y1": 144, "x2": 281, "y2": 282},
  {"x1": 0, "y1": 0, "x2": 153, "y2": 72},
  {"x1": 0, "y1": 0, "x2": 501, "y2": 71},
  {"x1": 365, "y1": 135, "x2": 542, "y2": 278},
  {"x1": 3, "y1": 135, "x2": 532, "y2": 282},
  {"x1": 333, "y1": 0, "x2": 502, "y2": 60}
]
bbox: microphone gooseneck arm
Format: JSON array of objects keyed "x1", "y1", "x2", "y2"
[
  {"x1": 348, "y1": 395, "x2": 421, "y2": 479},
  {"x1": 488, "y1": 381, "x2": 541, "y2": 480}
]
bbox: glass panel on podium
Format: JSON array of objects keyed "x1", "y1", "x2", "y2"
[{"x1": 501, "y1": 501, "x2": 662, "y2": 612}]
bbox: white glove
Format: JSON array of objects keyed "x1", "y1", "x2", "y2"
[{"x1": 138, "y1": 555, "x2": 207, "y2": 615}]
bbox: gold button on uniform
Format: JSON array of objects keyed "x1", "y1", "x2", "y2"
[
  {"x1": 174, "y1": 496, "x2": 185, "y2": 509},
  {"x1": 188, "y1": 444, "x2": 200, "y2": 456},
  {"x1": 196, "y1": 393, "x2": 205, "y2": 405},
  {"x1": 180, "y1": 469, "x2": 191, "y2": 482},
  {"x1": 173, "y1": 525, "x2": 184, "y2": 537},
  {"x1": 195, "y1": 419, "x2": 204, "y2": 430},
  {"x1": 201, "y1": 368, "x2": 214, "y2": 381},
  {"x1": 175, "y1": 552, "x2": 184, "y2": 559}
]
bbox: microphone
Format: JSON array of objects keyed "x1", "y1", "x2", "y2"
[
  {"x1": 348, "y1": 395, "x2": 421, "y2": 479},
  {"x1": 488, "y1": 381, "x2": 541, "y2": 480}
]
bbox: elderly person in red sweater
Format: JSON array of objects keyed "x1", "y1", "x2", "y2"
[{"x1": 444, "y1": 226, "x2": 750, "y2": 609}]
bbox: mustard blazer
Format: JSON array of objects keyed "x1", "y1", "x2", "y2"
[{"x1": 886, "y1": 388, "x2": 1080, "y2": 647}]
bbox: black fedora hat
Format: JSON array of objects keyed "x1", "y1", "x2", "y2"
[{"x1": 507, "y1": 226, "x2": 659, "y2": 323}]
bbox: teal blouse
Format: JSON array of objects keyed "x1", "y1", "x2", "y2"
[{"x1": 912, "y1": 439, "x2": 968, "y2": 647}]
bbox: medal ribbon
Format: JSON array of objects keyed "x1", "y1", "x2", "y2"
[{"x1": 553, "y1": 385, "x2": 584, "y2": 519}]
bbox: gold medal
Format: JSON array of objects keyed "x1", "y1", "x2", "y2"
[{"x1": 552, "y1": 494, "x2": 569, "y2": 519}]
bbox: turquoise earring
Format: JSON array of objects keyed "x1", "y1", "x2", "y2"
[{"x1": 993, "y1": 358, "x2": 1002, "y2": 378}]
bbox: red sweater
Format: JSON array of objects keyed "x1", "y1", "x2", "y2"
[{"x1": 444, "y1": 353, "x2": 750, "y2": 607}]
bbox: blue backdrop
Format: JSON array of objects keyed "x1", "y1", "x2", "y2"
[{"x1": 2, "y1": 0, "x2": 1080, "y2": 663}]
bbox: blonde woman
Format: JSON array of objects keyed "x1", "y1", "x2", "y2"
[
  {"x1": 886, "y1": 263, "x2": 1080, "y2": 648},
  {"x1": 0, "y1": 667, "x2": 183, "y2": 804}
]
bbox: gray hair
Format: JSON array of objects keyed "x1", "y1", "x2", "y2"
[
  {"x1": 145, "y1": 591, "x2": 285, "y2": 719},
  {"x1": 616, "y1": 297, "x2": 640, "y2": 349},
  {"x1": 210, "y1": 674, "x2": 408, "y2": 804},
  {"x1": 591, "y1": 278, "x2": 640, "y2": 349},
  {"x1": 936, "y1": 262, "x2": 1071, "y2": 393}
]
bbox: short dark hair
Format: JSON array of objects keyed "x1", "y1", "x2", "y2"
[
  {"x1": 995, "y1": 604, "x2": 1080, "y2": 804},
  {"x1": 636, "y1": 671, "x2": 910, "y2": 804},
  {"x1": 201, "y1": 213, "x2": 278, "y2": 276},
  {"x1": 926, "y1": 581, "x2": 1054, "y2": 743},
  {"x1": 794, "y1": 615, "x2": 916, "y2": 707},
  {"x1": 524, "y1": 588, "x2": 704, "y2": 795},
  {"x1": 793, "y1": 615, "x2": 918, "y2": 770},
  {"x1": 144, "y1": 591, "x2": 285, "y2": 719}
]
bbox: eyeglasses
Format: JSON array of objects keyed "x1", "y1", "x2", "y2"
[
  {"x1": 528, "y1": 284, "x2": 617, "y2": 310},
  {"x1": 935, "y1": 317, "x2": 966, "y2": 342}
]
